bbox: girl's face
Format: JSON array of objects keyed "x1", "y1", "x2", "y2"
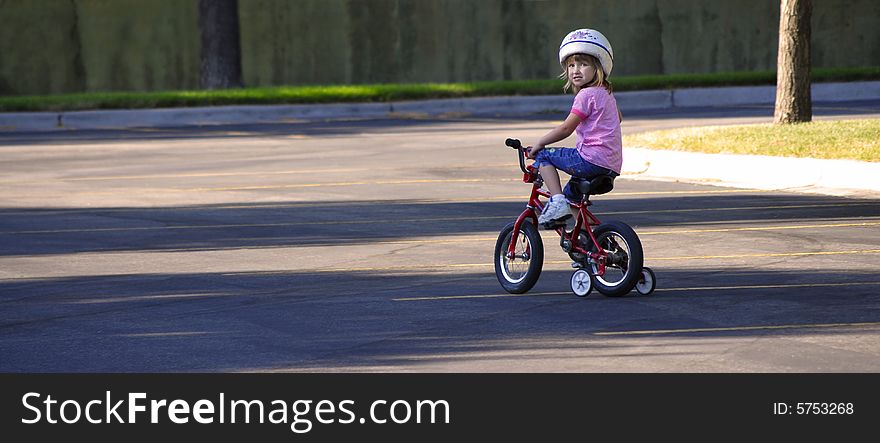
[{"x1": 567, "y1": 58, "x2": 597, "y2": 89}]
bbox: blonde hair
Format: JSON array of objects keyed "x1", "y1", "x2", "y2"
[{"x1": 559, "y1": 53, "x2": 612, "y2": 93}]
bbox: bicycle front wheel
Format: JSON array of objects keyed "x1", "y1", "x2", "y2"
[{"x1": 494, "y1": 220, "x2": 543, "y2": 294}]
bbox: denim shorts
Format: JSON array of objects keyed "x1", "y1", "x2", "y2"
[
  {"x1": 532, "y1": 147, "x2": 617, "y2": 201},
  {"x1": 533, "y1": 147, "x2": 615, "y2": 178}
]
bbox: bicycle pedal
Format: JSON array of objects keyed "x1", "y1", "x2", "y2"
[
  {"x1": 541, "y1": 221, "x2": 565, "y2": 229},
  {"x1": 541, "y1": 215, "x2": 571, "y2": 230}
]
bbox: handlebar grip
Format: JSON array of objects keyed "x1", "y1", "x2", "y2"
[{"x1": 505, "y1": 138, "x2": 528, "y2": 174}]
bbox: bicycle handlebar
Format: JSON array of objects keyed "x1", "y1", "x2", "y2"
[{"x1": 505, "y1": 138, "x2": 528, "y2": 173}]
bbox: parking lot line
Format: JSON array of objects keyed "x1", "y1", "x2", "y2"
[
  {"x1": 8, "y1": 219, "x2": 879, "y2": 237},
  {"x1": 594, "y1": 321, "x2": 880, "y2": 336},
  {"x1": 641, "y1": 221, "x2": 880, "y2": 236},
  {"x1": 26, "y1": 182, "x2": 767, "y2": 195},
  {"x1": 648, "y1": 248, "x2": 880, "y2": 261},
  {"x1": 393, "y1": 281, "x2": 880, "y2": 302},
  {"x1": 0, "y1": 199, "x2": 872, "y2": 217}
]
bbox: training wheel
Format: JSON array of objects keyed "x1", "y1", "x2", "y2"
[
  {"x1": 571, "y1": 269, "x2": 593, "y2": 297},
  {"x1": 635, "y1": 267, "x2": 656, "y2": 295}
]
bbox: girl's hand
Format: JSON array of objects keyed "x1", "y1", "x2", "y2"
[{"x1": 526, "y1": 145, "x2": 543, "y2": 159}]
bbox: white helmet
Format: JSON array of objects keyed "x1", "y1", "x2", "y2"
[{"x1": 558, "y1": 29, "x2": 614, "y2": 77}]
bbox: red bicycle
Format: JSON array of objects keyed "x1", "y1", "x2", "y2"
[{"x1": 494, "y1": 138, "x2": 656, "y2": 297}]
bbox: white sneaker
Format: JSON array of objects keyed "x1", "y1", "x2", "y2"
[{"x1": 538, "y1": 196, "x2": 573, "y2": 225}]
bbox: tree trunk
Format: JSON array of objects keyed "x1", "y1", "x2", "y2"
[
  {"x1": 774, "y1": 0, "x2": 812, "y2": 124},
  {"x1": 198, "y1": 0, "x2": 243, "y2": 89}
]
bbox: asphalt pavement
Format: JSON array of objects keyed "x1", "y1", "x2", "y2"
[{"x1": 1, "y1": 103, "x2": 879, "y2": 372}]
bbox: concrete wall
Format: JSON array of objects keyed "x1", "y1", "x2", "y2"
[
  {"x1": 0, "y1": 0, "x2": 85, "y2": 94},
  {"x1": 1, "y1": 0, "x2": 878, "y2": 95},
  {"x1": 0, "y1": 0, "x2": 198, "y2": 95},
  {"x1": 75, "y1": 0, "x2": 200, "y2": 92}
]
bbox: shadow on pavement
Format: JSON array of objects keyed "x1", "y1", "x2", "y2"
[
  {"x1": 1, "y1": 265, "x2": 879, "y2": 372},
  {"x1": 2, "y1": 192, "x2": 879, "y2": 256}
]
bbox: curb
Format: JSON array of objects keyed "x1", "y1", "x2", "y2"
[
  {"x1": 621, "y1": 147, "x2": 880, "y2": 198},
  {"x1": 1, "y1": 81, "x2": 879, "y2": 132}
]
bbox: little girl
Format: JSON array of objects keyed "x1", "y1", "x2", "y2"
[{"x1": 528, "y1": 28, "x2": 622, "y2": 226}]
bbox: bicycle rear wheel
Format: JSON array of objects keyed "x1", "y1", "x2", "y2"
[
  {"x1": 494, "y1": 220, "x2": 543, "y2": 294},
  {"x1": 589, "y1": 221, "x2": 644, "y2": 297}
]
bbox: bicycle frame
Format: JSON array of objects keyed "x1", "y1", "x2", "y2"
[{"x1": 507, "y1": 161, "x2": 609, "y2": 277}]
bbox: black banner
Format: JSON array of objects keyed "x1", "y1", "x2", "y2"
[{"x1": 1, "y1": 374, "x2": 876, "y2": 441}]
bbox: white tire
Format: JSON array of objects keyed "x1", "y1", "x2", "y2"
[
  {"x1": 635, "y1": 267, "x2": 656, "y2": 295},
  {"x1": 571, "y1": 269, "x2": 593, "y2": 297}
]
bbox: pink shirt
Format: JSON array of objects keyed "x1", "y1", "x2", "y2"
[{"x1": 570, "y1": 87, "x2": 622, "y2": 174}]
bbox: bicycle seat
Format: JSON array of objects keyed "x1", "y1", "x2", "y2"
[{"x1": 569, "y1": 174, "x2": 615, "y2": 196}]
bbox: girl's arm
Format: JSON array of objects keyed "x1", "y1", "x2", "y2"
[{"x1": 527, "y1": 112, "x2": 581, "y2": 158}]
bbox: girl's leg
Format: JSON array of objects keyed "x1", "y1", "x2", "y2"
[
  {"x1": 538, "y1": 164, "x2": 563, "y2": 195},
  {"x1": 534, "y1": 150, "x2": 577, "y2": 224}
]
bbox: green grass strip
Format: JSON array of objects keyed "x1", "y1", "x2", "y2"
[
  {"x1": 1, "y1": 66, "x2": 878, "y2": 113},
  {"x1": 623, "y1": 118, "x2": 880, "y2": 162}
]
